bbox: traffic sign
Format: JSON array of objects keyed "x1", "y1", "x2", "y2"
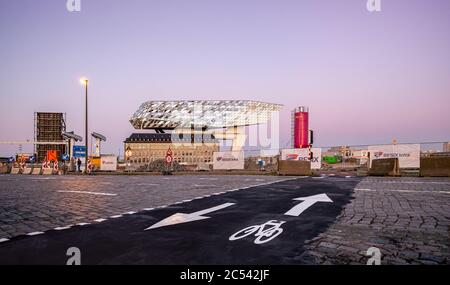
[
  {"x1": 73, "y1": 146, "x2": 86, "y2": 158},
  {"x1": 165, "y1": 147, "x2": 173, "y2": 164}
]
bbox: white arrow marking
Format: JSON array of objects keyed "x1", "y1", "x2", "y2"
[
  {"x1": 145, "y1": 202, "x2": 235, "y2": 230},
  {"x1": 284, "y1": 193, "x2": 333, "y2": 216}
]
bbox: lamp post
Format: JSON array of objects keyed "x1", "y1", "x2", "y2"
[{"x1": 80, "y1": 78, "x2": 89, "y2": 173}]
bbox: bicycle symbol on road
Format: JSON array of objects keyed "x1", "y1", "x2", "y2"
[{"x1": 229, "y1": 220, "x2": 286, "y2": 244}]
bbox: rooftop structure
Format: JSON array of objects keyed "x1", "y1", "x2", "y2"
[{"x1": 130, "y1": 100, "x2": 282, "y2": 130}]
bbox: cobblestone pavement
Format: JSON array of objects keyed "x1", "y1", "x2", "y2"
[
  {"x1": 0, "y1": 175, "x2": 290, "y2": 240},
  {"x1": 299, "y1": 177, "x2": 450, "y2": 264}
]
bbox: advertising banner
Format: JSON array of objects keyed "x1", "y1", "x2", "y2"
[
  {"x1": 213, "y1": 151, "x2": 244, "y2": 170},
  {"x1": 281, "y1": 148, "x2": 322, "y2": 169},
  {"x1": 100, "y1": 155, "x2": 117, "y2": 171},
  {"x1": 368, "y1": 144, "x2": 420, "y2": 168}
]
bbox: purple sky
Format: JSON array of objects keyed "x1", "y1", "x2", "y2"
[{"x1": 1, "y1": 0, "x2": 449, "y2": 156}]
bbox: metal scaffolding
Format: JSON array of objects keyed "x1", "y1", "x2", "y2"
[{"x1": 34, "y1": 112, "x2": 66, "y2": 162}]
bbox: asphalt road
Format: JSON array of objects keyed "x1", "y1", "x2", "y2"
[{"x1": 0, "y1": 176, "x2": 358, "y2": 264}]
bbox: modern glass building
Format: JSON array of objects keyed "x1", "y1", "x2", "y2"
[{"x1": 130, "y1": 100, "x2": 283, "y2": 131}]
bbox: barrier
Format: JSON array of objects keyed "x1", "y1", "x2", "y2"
[
  {"x1": 10, "y1": 167, "x2": 20, "y2": 174},
  {"x1": 42, "y1": 168, "x2": 53, "y2": 175},
  {"x1": 420, "y1": 157, "x2": 450, "y2": 177},
  {"x1": 22, "y1": 167, "x2": 33, "y2": 175},
  {"x1": 278, "y1": 160, "x2": 311, "y2": 176},
  {"x1": 368, "y1": 158, "x2": 400, "y2": 176},
  {"x1": 0, "y1": 165, "x2": 8, "y2": 174},
  {"x1": 31, "y1": 168, "x2": 41, "y2": 175}
]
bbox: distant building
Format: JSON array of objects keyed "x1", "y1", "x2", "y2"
[
  {"x1": 34, "y1": 112, "x2": 66, "y2": 162},
  {"x1": 124, "y1": 133, "x2": 219, "y2": 166},
  {"x1": 327, "y1": 146, "x2": 351, "y2": 157},
  {"x1": 444, "y1": 142, "x2": 450, "y2": 152}
]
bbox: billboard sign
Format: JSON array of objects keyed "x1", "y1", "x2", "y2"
[
  {"x1": 100, "y1": 155, "x2": 117, "y2": 171},
  {"x1": 213, "y1": 151, "x2": 244, "y2": 170},
  {"x1": 368, "y1": 144, "x2": 420, "y2": 168},
  {"x1": 73, "y1": 146, "x2": 86, "y2": 158},
  {"x1": 281, "y1": 148, "x2": 322, "y2": 169}
]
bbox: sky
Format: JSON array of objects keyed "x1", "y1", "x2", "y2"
[{"x1": 0, "y1": 0, "x2": 449, "y2": 156}]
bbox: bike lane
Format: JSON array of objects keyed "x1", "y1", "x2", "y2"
[{"x1": 0, "y1": 177, "x2": 359, "y2": 264}]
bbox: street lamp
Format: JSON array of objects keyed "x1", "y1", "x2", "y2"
[{"x1": 80, "y1": 78, "x2": 88, "y2": 173}]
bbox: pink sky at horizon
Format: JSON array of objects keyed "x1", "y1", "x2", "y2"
[{"x1": 0, "y1": 0, "x2": 449, "y2": 157}]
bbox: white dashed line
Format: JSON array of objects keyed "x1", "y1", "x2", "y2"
[
  {"x1": 77, "y1": 223, "x2": 90, "y2": 226},
  {"x1": 54, "y1": 225, "x2": 72, "y2": 230},
  {"x1": 110, "y1": 215, "x2": 123, "y2": 218},
  {"x1": 27, "y1": 232, "x2": 44, "y2": 236},
  {"x1": 94, "y1": 218, "x2": 107, "y2": 223},
  {"x1": 0, "y1": 238, "x2": 9, "y2": 243},
  {"x1": 124, "y1": 211, "x2": 137, "y2": 215},
  {"x1": 142, "y1": 208, "x2": 154, "y2": 211},
  {"x1": 57, "y1": 190, "x2": 117, "y2": 196}
]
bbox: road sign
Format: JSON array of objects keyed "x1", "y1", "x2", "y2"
[
  {"x1": 165, "y1": 147, "x2": 173, "y2": 164},
  {"x1": 145, "y1": 202, "x2": 235, "y2": 230},
  {"x1": 46, "y1": 150, "x2": 58, "y2": 162},
  {"x1": 62, "y1": 154, "x2": 70, "y2": 161},
  {"x1": 73, "y1": 146, "x2": 86, "y2": 158}
]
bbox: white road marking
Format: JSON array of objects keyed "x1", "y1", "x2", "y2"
[
  {"x1": 110, "y1": 215, "x2": 123, "y2": 218},
  {"x1": 94, "y1": 218, "x2": 107, "y2": 222},
  {"x1": 284, "y1": 194, "x2": 333, "y2": 216},
  {"x1": 27, "y1": 232, "x2": 44, "y2": 236},
  {"x1": 54, "y1": 225, "x2": 72, "y2": 230},
  {"x1": 77, "y1": 222, "x2": 90, "y2": 226},
  {"x1": 135, "y1": 183, "x2": 160, "y2": 186},
  {"x1": 57, "y1": 190, "x2": 117, "y2": 196},
  {"x1": 146, "y1": 202, "x2": 235, "y2": 230},
  {"x1": 124, "y1": 211, "x2": 136, "y2": 215},
  {"x1": 142, "y1": 208, "x2": 154, "y2": 211},
  {"x1": 0, "y1": 238, "x2": 9, "y2": 243}
]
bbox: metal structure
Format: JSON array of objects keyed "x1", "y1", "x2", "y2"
[
  {"x1": 130, "y1": 100, "x2": 282, "y2": 130},
  {"x1": 91, "y1": 132, "x2": 106, "y2": 157},
  {"x1": 34, "y1": 112, "x2": 66, "y2": 162},
  {"x1": 62, "y1": 131, "x2": 83, "y2": 159}
]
